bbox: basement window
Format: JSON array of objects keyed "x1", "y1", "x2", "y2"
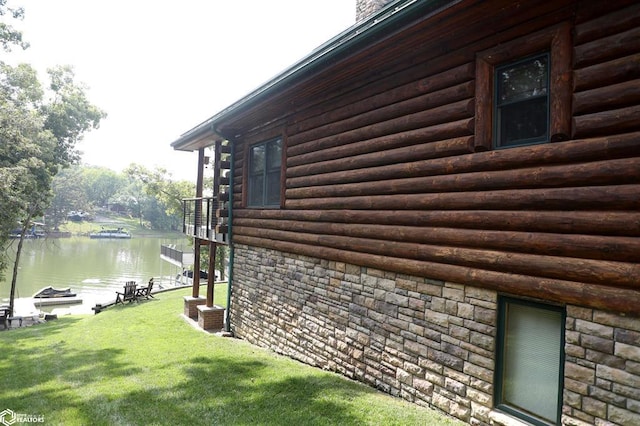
[
  {"x1": 495, "y1": 297, "x2": 565, "y2": 426},
  {"x1": 247, "y1": 138, "x2": 282, "y2": 207}
]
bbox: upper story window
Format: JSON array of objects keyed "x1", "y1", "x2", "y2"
[
  {"x1": 494, "y1": 53, "x2": 549, "y2": 148},
  {"x1": 247, "y1": 138, "x2": 282, "y2": 207},
  {"x1": 475, "y1": 23, "x2": 572, "y2": 151}
]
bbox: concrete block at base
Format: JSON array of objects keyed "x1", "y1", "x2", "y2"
[
  {"x1": 197, "y1": 305, "x2": 225, "y2": 331},
  {"x1": 183, "y1": 296, "x2": 206, "y2": 319}
]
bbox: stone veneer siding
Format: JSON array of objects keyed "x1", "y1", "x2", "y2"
[{"x1": 230, "y1": 244, "x2": 640, "y2": 426}]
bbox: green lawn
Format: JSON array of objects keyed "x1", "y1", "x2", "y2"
[{"x1": 0, "y1": 288, "x2": 462, "y2": 426}]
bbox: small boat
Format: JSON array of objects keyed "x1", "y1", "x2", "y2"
[
  {"x1": 33, "y1": 286, "x2": 77, "y2": 298},
  {"x1": 32, "y1": 287, "x2": 83, "y2": 306},
  {"x1": 89, "y1": 228, "x2": 131, "y2": 239}
]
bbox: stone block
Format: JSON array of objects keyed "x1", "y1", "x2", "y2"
[
  {"x1": 197, "y1": 304, "x2": 225, "y2": 331},
  {"x1": 581, "y1": 397, "x2": 607, "y2": 418},
  {"x1": 567, "y1": 305, "x2": 593, "y2": 320},
  {"x1": 593, "y1": 312, "x2": 640, "y2": 332},
  {"x1": 582, "y1": 335, "x2": 614, "y2": 354},
  {"x1": 608, "y1": 406, "x2": 640, "y2": 425},
  {"x1": 183, "y1": 296, "x2": 206, "y2": 319},
  {"x1": 615, "y1": 342, "x2": 640, "y2": 362},
  {"x1": 565, "y1": 362, "x2": 595, "y2": 383},
  {"x1": 597, "y1": 365, "x2": 640, "y2": 388}
]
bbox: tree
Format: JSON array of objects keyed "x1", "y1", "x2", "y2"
[
  {"x1": 125, "y1": 164, "x2": 194, "y2": 230},
  {"x1": 48, "y1": 166, "x2": 89, "y2": 228},
  {"x1": 0, "y1": 4, "x2": 106, "y2": 313},
  {"x1": 82, "y1": 166, "x2": 125, "y2": 209},
  {"x1": 0, "y1": 0, "x2": 28, "y2": 52}
]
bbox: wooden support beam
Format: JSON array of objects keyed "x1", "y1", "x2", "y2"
[{"x1": 207, "y1": 241, "x2": 216, "y2": 307}]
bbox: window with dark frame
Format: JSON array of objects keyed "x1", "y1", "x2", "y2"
[
  {"x1": 495, "y1": 297, "x2": 565, "y2": 426},
  {"x1": 474, "y1": 23, "x2": 572, "y2": 151},
  {"x1": 247, "y1": 138, "x2": 282, "y2": 207},
  {"x1": 494, "y1": 53, "x2": 550, "y2": 148}
]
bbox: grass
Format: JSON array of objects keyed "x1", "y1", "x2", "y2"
[{"x1": 0, "y1": 288, "x2": 463, "y2": 426}]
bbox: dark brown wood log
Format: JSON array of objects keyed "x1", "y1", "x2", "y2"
[
  {"x1": 285, "y1": 157, "x2": 640, "y2": 199},
  {"x1": 288, "y1": 99, "x2": 473, "y2": 162},
  {"x1": 233, "y1": 209, "x2": 640, "y2": 237},
  {"x1": 284, "y1": 185, "x2": 640, "y2": 211},
  {"x1": 574, "y1": 3, "x2": 640, "y2": 44},
  {"x1": 207, "y1": 241, "x2": 216, "y2": 306},
  {"x1": 550, "y1": 21, "x2": 573, "y2": 140},
  {"x1": 286, "y1": 132, "x2": 640, "y2": 189},
  {"x1": 574, "y1": 53, "x2": 640, "y2": 92},
  {"x1": 286, "y1": 62, "x2": 474, "y2": 137},
  {"x1": 575, "y1": 0, "x2": 637, "y2": 24},
  {"x1": 287, "y1": 137, "x2": 473, "y2": 180},
  {"x1": 288, "y1": 79, "x2": 474, "y2": 149},
  {"x1": 234, "y1": 218, "x2": 640, "y2": 262},
  {"x1": 474, "y1": 57, "x2": 492, "y2": 151},
  {"x1": 234, "y1": 227, "x2": 640, "y2": 289},
  {"x1": 232, "y1": 236, "x2": 640, "y2": 316},
  {"x1": 573, "y1": 105, "x2": 640, "y2": 138},
  {"x1": 286, "y1": 118, "x2": 473, "y2": 178},
  {"x1": 574, "y1": 26, "x2": 640, "y2": 68},
  {"x1": 573, "y1": 79, "x2": 640, "y2": 115}
]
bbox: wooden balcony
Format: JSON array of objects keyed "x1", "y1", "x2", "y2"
[{"x1": 182, "y1": 197, "x2": 228, "y2": 244}]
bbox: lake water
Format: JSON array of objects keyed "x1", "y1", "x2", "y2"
[{"x1": 0, "y1": 235, "x2": 192, "y2": 314}]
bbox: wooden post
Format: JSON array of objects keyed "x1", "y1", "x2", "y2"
[
  {"x1": 207, "y1": 241, "x2": 217, "y2": 307},
  {"x1": 192, "y1": 148, "x2": 205, "y2": 298}
]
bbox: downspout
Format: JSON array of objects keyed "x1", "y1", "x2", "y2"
[{"x1": 225, "y1": 144, "x2": 234, "y2": 333}]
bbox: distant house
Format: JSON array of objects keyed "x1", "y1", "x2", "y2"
[{"x1": 171, "y1": 1, "x2": 640, "y2": 425}]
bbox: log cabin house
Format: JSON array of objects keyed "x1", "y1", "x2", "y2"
[{"x1": 171, "y1": 1, "x2": 640, "y2": 424}]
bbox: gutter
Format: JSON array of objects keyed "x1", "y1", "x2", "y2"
[{"x1": 224, "y1": 132, "x2": 235, "y2": 333}]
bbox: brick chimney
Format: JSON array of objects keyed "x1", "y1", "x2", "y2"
[{"x1": 356, "y1": 0, "x2": 394, "y2": 21}]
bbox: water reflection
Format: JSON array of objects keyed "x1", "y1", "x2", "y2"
[{"x1": 1, "y1": 235, "x2": 191, "y2": 309}]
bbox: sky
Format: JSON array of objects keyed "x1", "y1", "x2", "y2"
[{"x1": 7, "y1": 0, "x2": 356, "y2": 182}]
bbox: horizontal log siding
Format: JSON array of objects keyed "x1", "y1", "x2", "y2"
[
  {"x1": 231, "y1": 4, "x2": 640, "y2": 314},
  {"x1": 572, "y1": 3, "x2": 640, "y2": 138}
]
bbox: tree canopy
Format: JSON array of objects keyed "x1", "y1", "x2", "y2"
[{"x1": 0, "y1": 2, "x2": 106, "y2": 304}]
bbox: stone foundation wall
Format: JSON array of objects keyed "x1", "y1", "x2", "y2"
[
  {"x1": 563, "y1": 307, "x2": 640, "y2": 425},
  {"x1": 230, "y1": 244, "x2": 640, "y2": 425}
]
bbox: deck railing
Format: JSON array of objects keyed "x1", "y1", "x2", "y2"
[
  {"x1": 160, "y1": 244, "x2": 194, "y2": 266},
  {"x1": 182, "y1": 197, "x2": 228, "y2": 243}
]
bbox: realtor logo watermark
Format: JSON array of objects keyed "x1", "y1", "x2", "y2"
[{"x1": 0, "y1": 409, "x2": 44, "y2": 425}]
